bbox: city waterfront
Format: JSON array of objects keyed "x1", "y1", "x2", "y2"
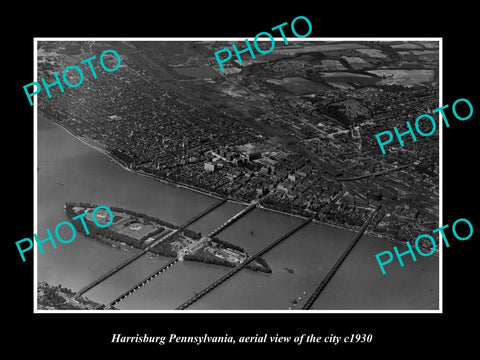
[{"x1": 37, "y1": 115, "x2": 439, "y2": 310}]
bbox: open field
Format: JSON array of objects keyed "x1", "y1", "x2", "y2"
[
  {"x1": 173, "y1": 66, "x2": 221, "y2": 79},
  {"x1": 356, "y1": 48, "x2": 388, "y2": 58},
  {"x1": 118, "y1": 223, "x2": 159, "y2": 240},
  {"x1": 321, "y1": 72, "x2": 378, "y2": 86},
  {"x1": 391, "y1": 43, "x2": 424, "y2": 50},
  {"x1": 341, "y1": 56, "x2": 371, "y2": 70},
  {"x1": 367, "y1": 69, "x2": 435, "y2": 86},
  {"x1": 317, "y1": 59, "x2": 346, "y2": 71},
  {"x1": 266, "y1": 77, "x2": 329, "y2": 94},
  {"x1": 272, "y1": 42, "x2": 369, "y2": 56}
]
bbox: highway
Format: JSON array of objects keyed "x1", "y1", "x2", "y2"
[
  {"x1": 301, "y1": 205, "x2": 382, "y2": 310},
  {"x1": 175, "y1": 215, "x2": 314, "y2": 310}
]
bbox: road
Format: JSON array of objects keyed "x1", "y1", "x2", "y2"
[
  {"x1": 335, "y1": 165, "x2": 410, "y2": 181},
  {"x1": 302, "y1": 205, "x2": 382, "y2": 310}
]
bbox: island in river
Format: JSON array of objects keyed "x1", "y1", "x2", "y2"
[{"x1": 65, "y1": 202, "x2": 272, "y2": 274}]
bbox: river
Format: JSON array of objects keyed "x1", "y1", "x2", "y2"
[{"x1": 37, "y1": 115, "x2": 440, "y2": 310}]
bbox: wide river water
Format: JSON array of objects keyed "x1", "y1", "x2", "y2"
[{"x1": 37, "y1": 115, "x2": 440, "y2": 310}]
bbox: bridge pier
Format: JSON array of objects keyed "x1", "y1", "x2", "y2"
[
  {"x1": 302, "y1": 206, "x2": 381, "y2": 310},
  {"x1": 208, "y1": 202, "x2": 257, "y2": 238},
  {"x1": 176, "y1": 215, "x2": 313, "y2": 310},
  {"x1": 107, "y1": 258, "x2": 180, "y2": 308},
  {"x1": 182, "y1": 198, "x2": 228, "y2": 228},
  {"x1": 74, "y1": 199, "x2": 228, "y2": 299}
]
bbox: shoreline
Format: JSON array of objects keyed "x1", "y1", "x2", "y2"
[
  {"x1": 41, "y1": 114, "x2": 227, "y2": 201},
  {"x1": 65, "y1": 202, "x2": 271, "y2": 273},
  {"x1": 40, "y1": 114, "x2": 413, "y2": 247}
]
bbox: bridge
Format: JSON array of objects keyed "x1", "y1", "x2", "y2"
[
  {"x1": 75, "y1": 228, "x2": 178, "y2": 298},
  {"x1": 181, "y1": 198, "x2": 228, "y2": 228},
  {"x1": 74, "y1": 197, "x2": 228, "y2": 299},
  {"x1": 175, "y1": 215, "x2": 314, "y2": 310},
  {"x1": 100, "y1": 200, "x2": 258, "y2": 307},
  {"x1": 106, "y1": 257, "x2": 179, "y2": 309},
  {"x1": 301, "y1": 205, "x2": 382, "y2": 310},
  {"x1": 207, "y1": 201, "x2": 257, "y2": 238}
]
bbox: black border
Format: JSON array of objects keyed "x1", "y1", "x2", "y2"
[{"x1": 6, "y1": 5, "x2": 478, "y2": 354}]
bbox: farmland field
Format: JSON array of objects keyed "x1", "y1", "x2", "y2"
[
  {"x1": 173, "y1": 66, "x2": 221, "y2": 79},
  {"x1": 341, "y1": 56, "x2": 370, "y2": 70},
  {"x1": 118, "y1": 223, "x2": 159, "y2": 240},
  {"x1": 321, "y1": 72, "x2": 378, "y2": 86},
  {"x1": 272, "y1": 42, "x2": 369, "y2": 56},
  {"x1": 265, "y1": 77, "x2": 329, "y2": 94},
  {"x1": 356, "y1": 48, "x2": 388, "y2": 58},
  {"x1": 391, "y1": 43, "x2": 424, "y2": 50},
  {"x1": 367, "y1": 69, "x2": 435, "y2": 86},
  {"x1": 317, "y1": 59, "x2": 346, "y2": 71}
]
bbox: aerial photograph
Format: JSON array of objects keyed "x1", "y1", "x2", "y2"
[{"x1": 36, "y1": 39, "x2": 440, "y2": 311}]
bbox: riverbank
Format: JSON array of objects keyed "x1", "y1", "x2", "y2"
[
  {"x1": 41, "y1": 113, "x2": 399, "y2": 246},
  {"x1": 64, "y1": 202, "x2": 272, "y2": 274},
  {"x1": 38, "y1": 281, "x2": 101, "y2": 310},
  {"x1": 37, "y1": 115, "x2": 440, "y2": 310},
  {"x1": 40, "y1": 114, "x2": 225, "y2": 200}
]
